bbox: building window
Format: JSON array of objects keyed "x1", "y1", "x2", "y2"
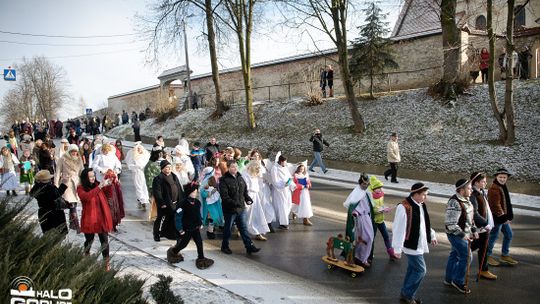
[
  {"x1": 475, "y1": 15, "x2": 487, "y2": 30},
  {"x1": 515, "y1": 5, "x2": 526, "y2": 28}
]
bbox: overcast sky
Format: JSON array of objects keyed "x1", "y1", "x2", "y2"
[{"x1": 0, "y1": 0, "x2": 402, "y2": 120}]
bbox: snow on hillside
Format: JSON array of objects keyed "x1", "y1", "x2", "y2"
[{"x1": 107, "y1": 79, "x2": 540, "y2": 182}]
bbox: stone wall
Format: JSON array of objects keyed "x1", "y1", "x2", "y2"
[{"x1": 108, "y1": 85, "x2": 183, "y2": 114}]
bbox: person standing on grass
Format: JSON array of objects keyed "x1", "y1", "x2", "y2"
[
  {"x1": 384, "y1": 132, "x2": 401, "y2": 183},
  {"x1": 308, "y1": 128, "x2": 330, "y2": 174}
]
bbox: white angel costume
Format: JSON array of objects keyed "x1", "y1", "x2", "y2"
[
  {"x1": 270, "y1": 152, "x2": 296, "y2": 226},
  {"x1": 243, "y1": 164, "x2": 270, "y2": 236},
  {"x1": 125, "y1": 143, "x2": 151, "y2": 205}
]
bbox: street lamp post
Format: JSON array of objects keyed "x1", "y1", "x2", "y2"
[{"x1": 182, "y1": 16, "x2": 193, "y2": 111}]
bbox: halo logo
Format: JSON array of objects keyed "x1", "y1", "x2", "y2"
[{"x1": 9, "y1": 276, "x2": 73, "y2": 304}]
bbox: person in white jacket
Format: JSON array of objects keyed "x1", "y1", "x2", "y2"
[
  {"x1": 271, "y1": 152, "x2": 295, "y2": 230},
  {"x1": 54, "y1": 144, "x2": 84, "y2": 232},
  {"x1": 92, "y1": 143, "x2": 122, "y2": 183},
  {"x1": 125, "y1": 142, "x2": 151, "y2": 209}
]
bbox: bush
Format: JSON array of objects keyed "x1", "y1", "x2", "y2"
[
  {"x1": 155, "y1": 103, "x2": 179, "y2": 123},
  {"x1": 304, "y1": 93, "x2": 324, "y2": 106},
  {"x1": 0, "y1": 197, "x2": 148, "y2": 304},
  {"x1": 149, "y1": 275, "x2": 184, "y2": 304}
]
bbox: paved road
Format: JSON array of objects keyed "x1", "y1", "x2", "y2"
[{"x1": 117, "y1": 167, "x2": 540, "y2": 304}]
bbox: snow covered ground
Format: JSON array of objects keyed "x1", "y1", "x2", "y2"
[{"x1": 107, "y1": 79, "x2": 540, "y2": 183}]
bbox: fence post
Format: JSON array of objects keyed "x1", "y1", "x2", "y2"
[
  {"x1": 288, "y1": 83, "x2": 291, "y2": 101},
  {"x1": 268, "y1": 86, "x2": 271, "y2": 102}
]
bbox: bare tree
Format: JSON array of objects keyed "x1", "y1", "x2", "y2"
[
  {"x1": 487, "y1": 0, "x2": 516, "y2": 145},
  {"x1": 439, "y1": 0, "x2": 461, "y2": 101},
  {"x1": 138, "y1": 0, "x2": 227, "y2": 118},
  {"x1": 222, "y1": 0, "x2": 259, "y2": 129},
  {"x1": 279, "y1": 0, "x2": 366, "y2": 133},
  {"x1": 77, "y1": 96, "x2": 87, "y2": 116},
  {"x1": 1, "y1": 56, "x2": 68, "y2": 123}
]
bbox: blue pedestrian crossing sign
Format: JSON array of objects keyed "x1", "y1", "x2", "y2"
[
  {"x1": 3, "y1": 68, "x2": 16, "y2": 81},
  {"x1": 86, "y1": 108, "x2": 93, "y2": 116}
]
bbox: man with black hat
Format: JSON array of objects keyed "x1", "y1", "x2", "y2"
[
  {"x1": 444, "y1": 179, "x2": 478, "y2": 294},
  {"x1": 152, "y1": 160, "x2": 185, "y2": 242},
  {"x1": 392, "y1": 182, "x2": 437, "y2": 304},
  {"x1": 486, "y1": 168, "x2": 518, "y2": 266}
]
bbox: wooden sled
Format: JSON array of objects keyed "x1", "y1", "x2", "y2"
[
  {"x1": 323, "y1": 234, "x2": 364, "y2": 277},
  {"x1": 322, "y1": 256, "x2": 364, "y2": 277}
]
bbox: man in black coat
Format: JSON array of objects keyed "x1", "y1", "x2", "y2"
[
  {"x1": 219, "y1": 162, "x2": 260, "y2": 255},
  {"x1": 152, "y1": 160, "x2": 185, "y2": 241}
]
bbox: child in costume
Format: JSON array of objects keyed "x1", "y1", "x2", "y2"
[
  {"x1": 369, "y1": 176, "x2": 399, "y2": 260},
  {"x1": 18, "y1": 149, "x2": 36, "y2": 195},
  {"x1": 292, "y1": 162, "x2": 314, "y2": 226},
  {"x1": 167, "y1": 181, "x2": 214, "y2": 269},
  {"x1": 1, "y1": 146, "x2": 20, "y2": 195},
  {"x1": 200, "y1": 176, "x2": 224, "y2": 239}
]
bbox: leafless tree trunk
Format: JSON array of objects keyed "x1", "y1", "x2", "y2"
[
  {"x1": 440, "y1": 0, "x2": 461, "y2": 100},
  {"x1": 487, "y1": 0, "x2": 516, "y2": 146},
  {"x1": 204, "y1": 0, "x2": 226, "y2": 118},
  {"x1": 224, "y1": 0, "x2": 257, "y2": 129}
]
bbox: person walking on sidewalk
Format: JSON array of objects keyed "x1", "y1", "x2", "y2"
[
  {"x1": 392, "y1": 183, "x2": 438, "y2": 304},
  {"x1": 469, "y1": 172, "x2": 497, "y2": 280},
  {"x1": 444, "y1": 179, "x2": 478, "y2": 294},
  {"x1": 486, "y1": 168, "x2": 518, "y2": 266},
  {"x1": 152, "y1": 160, "x2": 185, "y2": 241},
  {"x1": 308, "y1": 128, "x2": 330, "y2": 174},
  {"x1": 219, "y1": 162, "x2": 260, "y2": 255},
  {"x1": 384, "y1": 132, "x2": 401, "y2": 183},
  {"x1": 167, "y1": 181, "x2": 214, "y2": 269}
]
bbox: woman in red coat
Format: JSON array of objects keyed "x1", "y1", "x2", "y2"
[
  {"x1": 77, "y1": 168, "x2": 113, "y2": 270},
  {"x1": 480, "y1": 47, "x2": 490, "y2": 83}
]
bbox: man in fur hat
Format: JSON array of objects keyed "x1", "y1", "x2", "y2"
[
  {"x1": 486, "y1": 168, "x2": 518, "y2": 266},
  {"x1": 392, "y1": 183, "x2": 438, "y2": 304}
]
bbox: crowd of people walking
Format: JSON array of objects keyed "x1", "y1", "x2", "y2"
[{"x1": 0, "y1": 123, "x2": 520, "y2": 302}]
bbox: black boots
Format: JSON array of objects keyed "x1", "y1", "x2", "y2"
[
  {"x1": 196, "y1": 257, "x2": 214, "y2": 269},
  {"x1": 246, "y1": 245, "x2": 260, "y2": 255},
  {"x1": 167, "y1": 248, "x2": 184, "y2": 263}
]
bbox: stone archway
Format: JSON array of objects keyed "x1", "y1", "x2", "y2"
[{"x1": 157, "y1": 66, "x2": 190, "y2": 109}]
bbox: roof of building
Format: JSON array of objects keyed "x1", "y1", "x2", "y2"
[
  {"x1": 391, "y1": 0, "x2": 442, "y2": 40},
  {"x1": 158, "y1": 65, "x2": 189, "y2": 79}
]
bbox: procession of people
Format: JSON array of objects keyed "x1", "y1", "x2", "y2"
[{"x1": 0, "y1": 123, "x2": 521, "y2": 302}]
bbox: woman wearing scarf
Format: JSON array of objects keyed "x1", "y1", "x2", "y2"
[
  {"x1": 77, "y1": 168, "x2": 114, "y2": 271},
  {"x1": 54, "y1": 144, "x2": 84, "y2": 233}
]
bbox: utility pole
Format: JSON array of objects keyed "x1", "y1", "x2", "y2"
[{"x1": 183, "y1": 16, "x2": 193, "y2": 111}]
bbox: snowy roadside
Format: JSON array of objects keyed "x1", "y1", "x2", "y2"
[{"x1": 106, "y1": 80, "x2": 540, "y2": 183}]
